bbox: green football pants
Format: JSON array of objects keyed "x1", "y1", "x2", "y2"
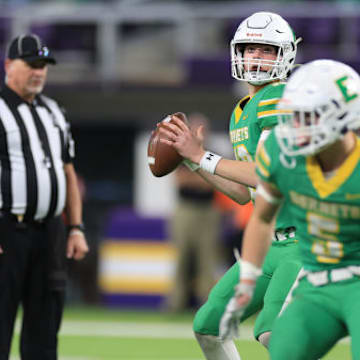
[
  {"x1": 193, "y1": 240, "x2": 301, "y2": 339},
  {"x1": 270, "y1": 276, "x2": 360, "y2": 360}
]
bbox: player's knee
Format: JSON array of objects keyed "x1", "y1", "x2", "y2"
[
  {"x1": 258, "y1": 331, "x2": 271, "y2": 348},
  {"x1": 193, "y1": 302, "x2": 222, "y2": 335},
  {"x1": 270, "y1": 336, "x2": 306, "y2": 360}
]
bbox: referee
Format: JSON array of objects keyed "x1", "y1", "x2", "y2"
[{"x1": 0, "y1": 34, "x2": 89, "y2": 360}]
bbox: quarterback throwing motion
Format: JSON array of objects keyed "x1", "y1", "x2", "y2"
[{"x1": 160, "y1": 12, "x2": 302, "y2": 360}]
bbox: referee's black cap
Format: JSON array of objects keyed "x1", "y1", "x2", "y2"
[{"x1": 7, "y1": 34, "x2": 56, "y2": 65}]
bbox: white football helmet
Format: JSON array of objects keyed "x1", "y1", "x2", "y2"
[
  {"x1": 276, "y1": 59, "x2": 360, "y2": 156},
  {"x1": 231, "y1": 12, "x2": 299, "y2": 85}
]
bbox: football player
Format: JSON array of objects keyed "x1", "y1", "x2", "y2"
[
  {"x1": 159, "y1": 12, "x2": 302, "y2": 360},
  {"x1": 234, "y1": 59, "x2": 360, "y2": 359}
]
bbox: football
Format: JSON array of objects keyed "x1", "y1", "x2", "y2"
[{"x1": 147, "y1": 112, "x2": 187, "y2": 177}]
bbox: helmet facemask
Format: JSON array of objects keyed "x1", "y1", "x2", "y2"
[
  {"x1": 276, "y1": 100, "x2": 358, "y2": 156},
  {"x1": 231, "y1": 41, "x2": 296, "y2": 86}
]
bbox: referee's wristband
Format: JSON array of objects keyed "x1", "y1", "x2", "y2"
[
  {"x1": 68, "y1": 224, "x2": 85, "y2": 232},
  {"x1": 199, "y1": 151, "x2": 222, "y2": 174}
]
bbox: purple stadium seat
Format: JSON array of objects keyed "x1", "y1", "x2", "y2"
[
  {"x1": 288, "y1": 17, "x2": 340, "y2": 45},
  {"x1": 184, "y1": 55, "x2": 233, "y2": 85}
]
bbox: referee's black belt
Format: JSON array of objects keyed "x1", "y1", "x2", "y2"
[{"x1": 0, "y1": 211, "x2": 46, "y2": 227}]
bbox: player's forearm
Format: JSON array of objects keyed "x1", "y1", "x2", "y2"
[
  {"x1": 214, "y1": 159, "x2": 257, "y2": 188},
  {"x1": 241, "y1": 213, "x2": 273, "y2": 268},
  {"x1": 197, "y1": 168, "x2": 251, "y2": 204}
]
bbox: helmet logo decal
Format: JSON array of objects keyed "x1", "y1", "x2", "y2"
[
  {"x1": 246, "y1": 33, "x2": 263, "y2": 37},
  {"x1": 335, "y1": 76, "x2": 359, "y2": 103}
]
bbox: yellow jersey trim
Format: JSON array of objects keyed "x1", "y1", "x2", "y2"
[
  {"x1": 256, "y1": 159, "x2": 270, "y2": 178},
  {"x1": 259, "y1": 98, "x2": 280, "y2": 106},
  {"x1": 306, "y1": 135, "x2": 360, "y2": 198},
  {"x1": 257, "y1": 109, "x2": 289, "y2": 119},
  {"x1": 258, "y1": 146, "x2": 271, "y2": 166},
  {"x1": 235, "y1": 95, "x2": 251, "y2": 124}
]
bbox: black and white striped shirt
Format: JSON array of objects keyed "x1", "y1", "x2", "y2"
[{"x1": 0, "y1": 86, "x2": 75, "y2": 221}]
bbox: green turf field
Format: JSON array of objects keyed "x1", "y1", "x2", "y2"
[{"x1": 10, "y1": 306, "x2": 351, "y2": 359}]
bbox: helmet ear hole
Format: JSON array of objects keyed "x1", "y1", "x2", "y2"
[{"x1": 235, "y1": 44, "x2": 243, "y2": 54}]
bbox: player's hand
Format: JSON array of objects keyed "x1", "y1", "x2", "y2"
[
  {"x1": 219, "y1": 280, "x2": 256, "y2": 340},
  {"x1": 67, "y1": 231, "x2": 89, "y2": 260},
  {"x1": 158, "y1": 115, "x2": 205, "y2": 164},
  {"x1": 0, "y1": 245, "x2": 3, "y2": 254}
]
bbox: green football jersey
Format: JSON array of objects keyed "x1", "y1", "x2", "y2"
[
  {"x1": 229, "y1": 82, "x2": 293, "y2": 232},
  {"x1": 257, "y1": 131, "x2": 360, "y2": 271}
]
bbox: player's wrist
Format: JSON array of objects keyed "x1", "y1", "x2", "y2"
[
  {"x1": 191, "y1": 149, "x2": 205, "y2": 165},
  {"x1": 234, "y1": 281, "x2": 256, "y2": 299},
  {"x1": 199, "y1": 151, "x2": 222, "y2": 174},
  {"x1": 240, "y1": 260, "x2": 262, "y2": 282},
  {"x1": 182, "y1": 159, "x2": 200, "y2": 172}
]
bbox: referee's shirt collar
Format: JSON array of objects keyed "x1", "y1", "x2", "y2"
[{"x1": 1, "y1": 85, "x2": 40, "y2": 107}]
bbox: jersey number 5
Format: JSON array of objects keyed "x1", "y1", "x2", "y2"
[{"x1": 308, "y1": 212, "x2": 343, "y2": 264}]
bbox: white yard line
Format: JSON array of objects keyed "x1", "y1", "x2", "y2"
[
  {"x1": 15, "y1": 319, "x2": 350, "y2": 343},
  {"x1": 60, "y1": 321, "x2": 254, "y2": 340}
]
